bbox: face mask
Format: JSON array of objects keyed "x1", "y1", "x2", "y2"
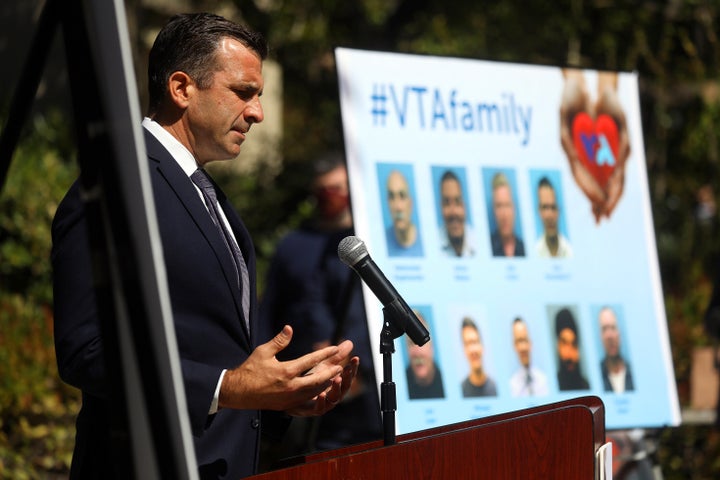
[{"x1": 315, "y1": 187, "x2": 349, "y2": 219}]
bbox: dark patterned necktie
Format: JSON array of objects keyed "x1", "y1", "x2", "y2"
[
  {"x1": 525, "y1": 369, "x2": 533, "y2": 395},
  {"x1": 191, "y1": 168, "x2": 250, "y2": 331}
]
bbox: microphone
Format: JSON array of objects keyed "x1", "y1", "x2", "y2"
[{"x1": 338, "y1": 235, "x2": 430, "y2": 346}]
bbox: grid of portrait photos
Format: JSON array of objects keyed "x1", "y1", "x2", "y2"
[{"x1": 337, "y1": 47, "x2": 680, "y2": 434}]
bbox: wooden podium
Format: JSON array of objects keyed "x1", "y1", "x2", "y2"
[{"x1": 249, "y1": 396, "x2": 606, "y2": 479}]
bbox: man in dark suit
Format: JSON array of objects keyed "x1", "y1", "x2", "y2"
[
  {"x1": 489, "y1": 171, "x2": 525, "y2": 257},
  {"x1": 52, "y1": 13, "x2": 357, "y2": 480},
  {"x1": 554, "y1": 307, "x2": 590, "y2": 391},
  {"x1": 598, "y1": 306, "x2": 634, "y2": 393}
]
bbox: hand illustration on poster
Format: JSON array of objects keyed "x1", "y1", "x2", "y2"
[{"x1": 560, "y1": 69, "x2": 631, "y2": 223}]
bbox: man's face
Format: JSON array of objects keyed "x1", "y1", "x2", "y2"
[
  {"x1": 557, "y1": 328, "x2": 580, "y2": 371},
  {"x1": 462, "y1": 326, "x2": 483, "y2": 374},
  {"x1": 599, "y1": 309, "x2": 621, "y2": 358},
  {"x1": 407, "y1": 339, "x2": 435, "y2": 386},
  {"x1": 313, "y1": 165, "x2": 349, "y2": 219},
  {"x1": 538, "y1": 185, "x2": 559, "y2": 237},
  {"x1": 186, "y1": 37, "x2": 265, "y2": 165},
  {"x1": 387, "y1": 171, "x2": 413, "y2": 234},
  {"x1": 493, "y1": 184, "x2": 515, "y2": 238},
  {"x1": 441, "y1": 178, "x2": 466, "y2": 243},
  {"x1": 512, "y1": 321, "x2": 531, "y2": 368}
]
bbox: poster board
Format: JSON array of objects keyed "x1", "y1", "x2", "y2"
[{"x1": 336, "y1": 47, "x2": 680, "y2": 433}]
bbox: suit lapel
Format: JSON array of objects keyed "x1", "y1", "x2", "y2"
[{"x1": 144, "y1": 130, "x2": 252, "y2": 345}]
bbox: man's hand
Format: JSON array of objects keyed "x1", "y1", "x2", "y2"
[
  {"x1": 286, "y1": 355, "x2": 359, "y2": 417},
  {"x1": 595, "y1": 78, "x2": 630, "y2": 219},
  {"x1": 218, "y1": 325, "x2": 358, "y2": 415},
  {"x1": 559, "y1": 69, "x2": 608, "y2": 220},
  {"x1": 560, "y1": 69, "x2": 630, "y2": 223}
]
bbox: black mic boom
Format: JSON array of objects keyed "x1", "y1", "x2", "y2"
[{"x1": 338, "y1": 235, "x2": 430, "y2": 346}]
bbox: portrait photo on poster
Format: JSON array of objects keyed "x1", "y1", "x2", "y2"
[
  {"x1": 481, "y1": 167, "x2": 526, "y2": 258},
  {"x1": 431, "y1": 166, "x2": 477, "y2": 258},
  {"x1": 377, "y1": 162, "x2": 425, "y2": 258}
]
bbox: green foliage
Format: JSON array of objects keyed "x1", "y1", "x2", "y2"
[
  {"x1": 1, "y1": 0, "x2": 719, "y2": 477},
  {"x1": 657, "y1": 425, "x2": 720, "y2": 480},
  {"x1": 0, "y1": 294, "x2": 79, "y2": 479},
  {"x1": 650, "y1": 96, "x2": 720, "y2": 290},
  {"x1": 665, "y1": 264, "x2": 715, "y2": 404},
  {"x1": 0, "y1": 114, "x2": 79, "y2": 478},
  {"x1": 1, "y1": 145, "x2": 73, "y2": 299}
]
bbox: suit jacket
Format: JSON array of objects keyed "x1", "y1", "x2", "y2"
[
  {"x1": 52, "y1": 129, "x2": 277, "y2": 480},
  {"x1": 490, "y1": 231, "x2": 525, "y2": 257},
  {"x1": 601, "y1": 358, "x2": 635, "y2": 393}
]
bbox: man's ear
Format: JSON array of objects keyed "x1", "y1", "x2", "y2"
[{"x1": 167, "y1": 71, "x2": 194, "y2": 108}]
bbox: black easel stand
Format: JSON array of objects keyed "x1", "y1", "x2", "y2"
[{"x1": 1, "y1": 1, "x2": 195, "y2": 478}]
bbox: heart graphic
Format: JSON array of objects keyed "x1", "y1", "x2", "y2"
[{"x1": 571, "y1": 112, "x2": 619, "y2": 188}]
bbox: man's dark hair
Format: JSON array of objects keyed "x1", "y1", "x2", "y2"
[
  {"x1": 461, "y1": 316, "x2": 481, "y2": 342},
  {"x1": 555, "y1": 308, "x2": 578, "y2": 340},
  {"x1": 440, "y1": 169, "x2": 461, "y2": 189},
  {"x1": 312, "y1": 151, "x2": 346, "y2": 178},
  {"x1": 147, "y1": 12, "x2": 268, "y2": 113},
  {"x1": 538, "y1": 176, "x2": 554, "y2": 192}
]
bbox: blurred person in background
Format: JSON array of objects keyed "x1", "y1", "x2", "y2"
[{"x1": 260, "y1": 153, "x2": 381, "y2": 454}]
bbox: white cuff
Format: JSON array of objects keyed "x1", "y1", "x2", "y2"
[{"x1": 209, "y1": 369, "x2": 227, "y2": 415}]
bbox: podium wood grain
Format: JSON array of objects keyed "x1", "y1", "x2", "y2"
[{"x1": 250, "y1": 396, "x2": 605, "y2": 479}]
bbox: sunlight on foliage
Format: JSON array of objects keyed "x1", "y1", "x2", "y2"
[{"x1": 0, "y1": 117, "x2": 79, "y2": 478}]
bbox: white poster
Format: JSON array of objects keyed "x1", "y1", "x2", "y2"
[{"x1": 336, "y1": 47, "x2": 680, "y2": 433}]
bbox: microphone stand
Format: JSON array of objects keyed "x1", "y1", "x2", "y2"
[{"x1": 379, "y1": 298, "x2": 411, "y2": 446}]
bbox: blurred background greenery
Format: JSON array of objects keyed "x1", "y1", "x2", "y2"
[{"x1": 2, "y1": 0, "x2": 720, "y2": 478}]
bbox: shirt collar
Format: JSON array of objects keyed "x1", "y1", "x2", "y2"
[{"x1": 142, "y1": 117, "x2": 199, "y2": 177}]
